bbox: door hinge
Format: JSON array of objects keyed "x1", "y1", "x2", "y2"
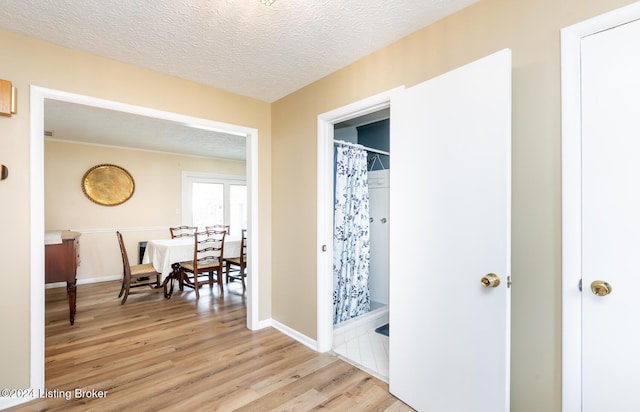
[
  {"x1": 507, "y1": 275, "x2": 512, "y2": 288},
  {"x1": 321, "y1": 244, "x2": 327, "y2": 252},
  {"x1": 579, "y1": 278, "x2": 582, "y2": 292}
]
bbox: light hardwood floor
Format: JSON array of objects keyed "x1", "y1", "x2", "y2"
[{"x1": 9, "y1": 280, "x2": 413, "y2": 411}]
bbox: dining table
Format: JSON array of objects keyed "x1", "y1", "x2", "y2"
[{"x1": 142, "y1": 235, "x2": 241, "y2": 298}]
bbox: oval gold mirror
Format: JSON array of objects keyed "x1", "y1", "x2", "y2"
[{"x1": 82, "y1": 164, "x2": 135, "y2": 206}]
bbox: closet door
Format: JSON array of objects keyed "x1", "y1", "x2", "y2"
[
  {"x1": 580, "y1": 17, "x2": 640, "y2": 411},
  {"x1": 389, "y1": 49, "x2": 511, "y2": 411}
]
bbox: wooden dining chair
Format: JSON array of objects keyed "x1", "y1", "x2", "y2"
[
  {"x1": 169, "y1": 225, "x2": 197, "y2": 239},
  {"x1": 224, "y1": 229, "x2": 247, "y2": 293},
  {"x1": 116, "y1": 231, "x2": 161, "y2": 304},
  {"x1": 179, "y1": 230, "x2": 226, "y2": 298},
  {"x1": 205, "y1": 224, "x2": 230, "y2": 234}
]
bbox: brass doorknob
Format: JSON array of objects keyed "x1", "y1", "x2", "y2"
[
  {"x1": 481, "y1": 273, "x2": 500, "y2": 288},
  {"x1": 590, "y1": 280, "x2": 612, "y2": 296}
]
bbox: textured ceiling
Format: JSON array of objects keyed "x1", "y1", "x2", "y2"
[
  {"x1": 0, "y1": 0, "x2": 477, "y2": 103},
  {"x1": 2, "y1": 0, "x2": 478, "y2": 158},
  {"x1": 44, "y1": 99, "x2": 247, "y2": 160}
]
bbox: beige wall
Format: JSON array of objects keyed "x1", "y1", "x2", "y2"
[
  {"x1": 0, "y1": 29, "x2": 271, "y2": 391},
  {"x1": 269, "y1": 0, "x2": 637, "y2": 411},
  {"x1": 45, "y1": 140, "x2": 246, "y2": 281}
]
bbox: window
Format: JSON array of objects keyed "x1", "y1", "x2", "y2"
[
  {"x1": 229, "y1": 184, "x2": 247, "y2": 237},
  {"x1": 182, "y1": 172, "x2": 246, "y2": 236},
  {"x1": 192, "y1": 182, "x2": 224, "y2": 230}
]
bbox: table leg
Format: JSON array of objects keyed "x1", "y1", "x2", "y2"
[
  {"x1": 162, "y1": 263, "x2": 181, "y2": 299},
  {"x1": 66, "y1": 279, "x2": 77, "y2": 325}
]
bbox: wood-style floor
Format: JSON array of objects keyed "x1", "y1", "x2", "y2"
[{"x1": 9, "y1": 280, "x2": 412, "y2": 411}]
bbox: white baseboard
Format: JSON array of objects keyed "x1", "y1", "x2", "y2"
[
  {"x1": 270, "y1": 319, "x2": 319, "y2": 351},
  {"x1": 45, "y1": 274, "x2": 121, "y2": 289},
  {"x1": 251, "y1": 318, "x2": 272, "y2": 330},
  {"x1": 0, "y1": 396, "x2": 31, "y2": 410}
]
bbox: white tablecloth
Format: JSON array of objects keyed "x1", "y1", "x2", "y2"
[{"x1": 142, "y1": 236, "x2": 240, "y2": 281}]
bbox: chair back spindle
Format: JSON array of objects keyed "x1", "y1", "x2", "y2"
[{"x1": 170, "y1": 225, "x2": 197, "y2": 239}]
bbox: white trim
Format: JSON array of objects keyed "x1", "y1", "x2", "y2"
[
  {"x1": 561, "y1": 3, "x2": 640, "y2": 411},
  {"x1": 245, "y1": 122, "x2": 260, "y2": 330},
  {"x1": 316, "y1": 87, "x2": 404, "y2": 353},
  {"x1": 29, "y1": 85, "x2": 46, "y2": 405},
  {"x1": 271, "y1": 320, "x2": 318, "y2": 351},
  {"x1": 29, "y1": 86, "x2": 261, "y2": 394},
  {"x1": 0, "y1": 396, "x2": 34, "y2": 410},
  {"x1": 254, "y1": 318, "x2": 272, "y2": 330}
]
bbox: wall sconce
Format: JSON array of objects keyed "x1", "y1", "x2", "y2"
[{"x1": 0, "y1": 79, "x2": 17, "y2": 117}]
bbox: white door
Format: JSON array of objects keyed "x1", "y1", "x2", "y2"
[
  {"x1": 580, "y1": 18, "x2": 640, "y2": 411},
  {"x1": 388, "y1": 49, "x2": 511, "y2": 411}
]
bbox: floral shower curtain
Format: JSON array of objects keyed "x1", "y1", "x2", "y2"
[{"x1": 333, "y1": 142, "x2": 371, "y2": 325}]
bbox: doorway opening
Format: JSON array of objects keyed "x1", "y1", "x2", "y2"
[
  {"x1": 316, "y1": 87, "x2": 403, "y2": 382},
  {"x1": 331, "y1": 112, "x2": 390, "y2": 380},
  {"x1": 30, "y1": 86, "x2": 261, "y2": 394}
]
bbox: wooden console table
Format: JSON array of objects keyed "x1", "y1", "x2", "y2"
[{"x1": 45, "y1": 231, "x2": 81, "y2": 325}]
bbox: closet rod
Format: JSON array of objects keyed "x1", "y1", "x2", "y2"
[{"x1": 333, "y1": 139, "x2": 390, "y2": 156}]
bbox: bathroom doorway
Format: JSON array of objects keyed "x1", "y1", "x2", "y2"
[{"x1": 331, "y1": 111, "x2": 390, "y2": 380}]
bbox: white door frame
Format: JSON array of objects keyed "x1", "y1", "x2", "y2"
[
  {"x1": 316, "y1": 87, "x2": 403, "y2": 352},
  {"x1": 561, "y1": 3, "x2": 640, "y2": 410},
  {"x1": 29, "y1": 86, "x2": 261, "y2": 395}
]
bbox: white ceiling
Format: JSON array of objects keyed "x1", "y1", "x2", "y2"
[
  {"x1": 44, "y1": 99, "x2": 248, "y2": 160},
  {"x1": 2, "y1": 0, "x2": 478, "y2": 158}
]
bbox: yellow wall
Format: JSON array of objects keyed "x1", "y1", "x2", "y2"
[
  {"x1": 0, "y1": 29, "x2": 271, "y2": 391},
  {"x1": 269, "y1": 0, "x2": 637, "y2": 411},
  {"x1": 45, "y1": 140, "x2": 246, "y2": 281}
]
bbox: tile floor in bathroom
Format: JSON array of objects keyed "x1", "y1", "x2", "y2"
[{"x1": 333, "y1": 325, "x2": 389, "y2": 382}]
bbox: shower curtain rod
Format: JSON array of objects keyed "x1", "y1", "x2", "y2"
[{"x1": 333, "y1": 139, "x2": 390, "y2": 156}]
